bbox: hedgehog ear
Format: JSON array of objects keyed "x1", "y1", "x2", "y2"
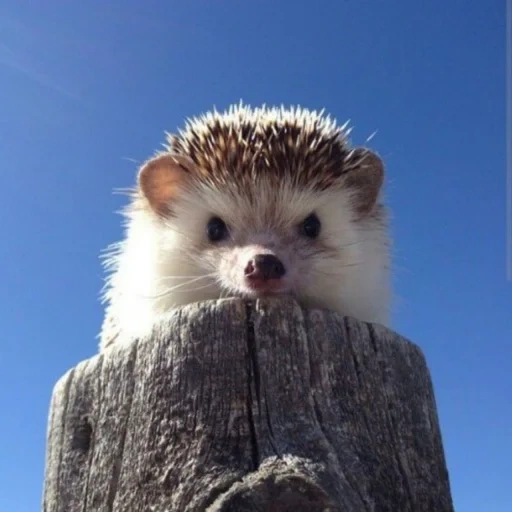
[
  {"x1": 343, "y1": 148, "x2": 384, "y2": 217},
  {"x1": 138, "y1": 153, "x2": 194, "y2": 216}
]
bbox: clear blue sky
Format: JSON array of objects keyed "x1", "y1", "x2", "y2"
[{"x1": 1, "y1": 1, "x2": 509, "y2": 510}]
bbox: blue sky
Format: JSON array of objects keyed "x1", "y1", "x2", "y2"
[{"x1": 0, "y1": 1, "x2": 509, "y2": 510}]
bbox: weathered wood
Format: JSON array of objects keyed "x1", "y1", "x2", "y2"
[{"x1": 43, "y1": 298, "x2": 454, "y2": 511}]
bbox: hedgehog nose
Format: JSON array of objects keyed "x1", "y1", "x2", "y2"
[{"x1": 245, "y1": 254, "x2": 286, "y2": 281}]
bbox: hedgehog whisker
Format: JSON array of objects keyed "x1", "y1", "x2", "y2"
[
  {"x1": 158, "y1": 273, "x2": 216, "y2": 281},
  {"x1": 339, "y1": 238, "x2": 377, "y2": 248},
  {"x1": 155, "y1": 275, "x2": 214, "y2": 290},
  {"x1": 138, "y1": 280, "x2": 217, "y2": 299},
  {"x1": 312, "y1": 263, "x2": 365, "y2": 276},
  {"x1": 169, "y1": 282, "x2": 218, "y2": 294}
]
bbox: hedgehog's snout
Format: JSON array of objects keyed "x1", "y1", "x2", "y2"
[
  {"x1": 245, "y1": 254, "x2": 286, "y2": 281},
  {"x1": 243, "y1": 253, "x2": 287, "y2": 293}
]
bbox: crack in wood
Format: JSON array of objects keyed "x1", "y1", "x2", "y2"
[{"x1": 245, "y1": 301, "x2": 260, "y2": 470}]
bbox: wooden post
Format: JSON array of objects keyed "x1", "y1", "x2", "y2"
[{"x1": 43, "y1": 298, "x2": 454, "y2": 512}]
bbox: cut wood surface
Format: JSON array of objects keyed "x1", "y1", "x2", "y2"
[{"x1": 43, "y1": 298, "x2": 454, "y2": 512}]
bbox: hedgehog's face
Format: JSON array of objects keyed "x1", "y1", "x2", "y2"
[
  {"x1": 174, "y1": 181, "x2": 355, "y2": 305},
  {"x1": 137, "y1": 151, "x2": 384, "y2": 311}
]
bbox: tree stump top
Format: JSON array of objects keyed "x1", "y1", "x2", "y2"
[{"x1": 43, "y1": 298, "x2": 454, "y2": 512}]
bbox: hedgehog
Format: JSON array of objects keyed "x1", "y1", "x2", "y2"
[{"x1": 99, "y1": 103, "x2": 391, "y2": 351}]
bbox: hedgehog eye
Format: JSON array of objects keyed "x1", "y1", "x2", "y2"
[
  {"x1": 300, "y1": 213, "x2": 321, "y2": 239},
  {"x1": 207, "y1": 216, "x2": 229, "y2": 242}
]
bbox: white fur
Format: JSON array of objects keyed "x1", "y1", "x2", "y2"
[{"x1": 100, "y1": 179, "x2": 390, "y2": 351}]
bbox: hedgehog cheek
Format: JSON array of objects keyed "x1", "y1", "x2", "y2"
[
  {"x1": 343, "y1": 148, "x2": 384, "y2": 218},
  {"x1": 138, "y1": 153, "x2": 194, "y2": 217}
]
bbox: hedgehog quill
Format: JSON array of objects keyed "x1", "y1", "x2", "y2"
[{"x1": 99, "y1": 104, "x2": 391, "y2": 350}]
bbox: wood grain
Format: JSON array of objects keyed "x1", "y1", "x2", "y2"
[{"x1": 43, "y1": 298, "x2": 453, "y2": 511}]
